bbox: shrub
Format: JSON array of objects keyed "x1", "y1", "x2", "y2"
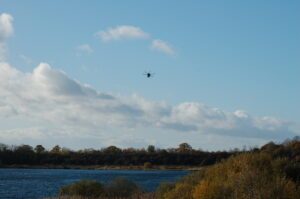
[
  {"x1": 193, "y1": 180, "x2": 232, "y2": 199},
  {"x1": 105, "y1": 177, "x2": 142, "y2": 198},
  {"x1": 59, "y1": 180, "x2": 104, "y2": 198},
  {"x1": 157, "y1": 145, "x2": 300, "y2": 199},
  {"x1": 192, "y1": 153, "x2": 300, "y2": 199}
]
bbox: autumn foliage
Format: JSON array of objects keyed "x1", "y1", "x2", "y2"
[{"x1": 156, "y1": 138, "x2": 300, "y2": 199}]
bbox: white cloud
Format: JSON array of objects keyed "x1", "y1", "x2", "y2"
[
  {"x1": 95, "y1": 25, "x2": 176, "y2": 56},
  {"x1": 0, "y1": 13, "x2": 14, "y2": 61},
  {"x1": 0, "y1": 13, "x2": 296, "y2": 149},
  {"x1": 76, "y1": 44, "x2": 93, "y2": 54},
  {"x1": 157, "y1": 103, "x2": 293, "y2": 139},
  {"x1": 0, "y1": 62, "x2": 296, "y2": 149},
  {"x1": 151, "y1": 39, "x2": 175, "y2": 55},
  {"x1": 96, "y1": 25, "x2": 149, "y2": 42},
  {"x1": 0, "y1": 13, "x2": 13, "y2": 40}
]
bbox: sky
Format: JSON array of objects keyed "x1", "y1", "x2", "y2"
[{"x1": 0, "y1": 0, "x2": 299, "y2": 150}]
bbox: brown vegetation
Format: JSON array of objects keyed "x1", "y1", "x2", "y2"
[{"x1": 156, "y1": 138, "x2": 300, "y2": 199}]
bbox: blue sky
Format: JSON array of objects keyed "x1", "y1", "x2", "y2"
[{"x1": 0, "y1": 1, "x2": 299, "y2": 150}]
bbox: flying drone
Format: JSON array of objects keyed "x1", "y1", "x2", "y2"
[{"x1": 143, "y1": 71, "x2": 155, "y2": 78}]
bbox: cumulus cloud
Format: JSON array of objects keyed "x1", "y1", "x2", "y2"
[
  {"x1": 0, "y1": 13, "x2": 14, "y2": 61},
  {"x1": 96, "y1": 25, "x2": 149, "y2": 42},
  {"x1": 76, "y1": 44, "x2": 93, "y2": 54},
  {"x1": 0, "y1": 13, "x2": 296, "y2": 149},
  {"x1": 0, "y1": 62, "x2": 296, "y2": 148},
  {"x1": 157, "y1": 103, "x2": 292, "y2": 139},
  {"x1": 151, "y1": 39, "x2": 175, "y2": 55}
]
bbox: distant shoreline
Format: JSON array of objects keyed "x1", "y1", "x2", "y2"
[{"x1": 0, "y1": 164, "x2": 202, "y2": 171}]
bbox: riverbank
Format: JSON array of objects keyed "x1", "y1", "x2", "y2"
[{"x1": 0, "y1": 164, "x2": 202, "y2": 171}]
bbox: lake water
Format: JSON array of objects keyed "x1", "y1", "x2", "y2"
[{"x1": 0, "y1": 168, "x2": 188, "y2": 199}]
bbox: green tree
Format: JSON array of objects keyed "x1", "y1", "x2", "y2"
[
  {"x1": 61, "y1": 147, "x2": 71, "y2": 155},
  {"x1": 34, "y1": 145, "x2": 45, "y2": 154},
  {"x1": 178, "y1": 143, "x2": 192, "y2": 153},
  {"x1": 147, "y1": 145, "x2": 156, "y2": 153},
  {"x1": 16, "y1": 145, "x2": 34, "y2": 153},
  {"x1": 103, "y1": 146, "x2": 121, "y2": 154},
  {"x1": 0, "y1": 143, "x2": 7, "y2": 151},
  {"x1": 14, "y1": 145, "x2": 35, "y2": 164},
  {"x1": 50, "y1": 145, "x2": 61, "y2": 153}
]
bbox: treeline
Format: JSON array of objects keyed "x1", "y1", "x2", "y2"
[{"x1": 0, "y1": 143, "x2": 233, "y2": 167}]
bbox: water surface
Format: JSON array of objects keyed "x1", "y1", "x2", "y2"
[{"x1": 0, "y1": 168, "x2": 188, "y2": 199}]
